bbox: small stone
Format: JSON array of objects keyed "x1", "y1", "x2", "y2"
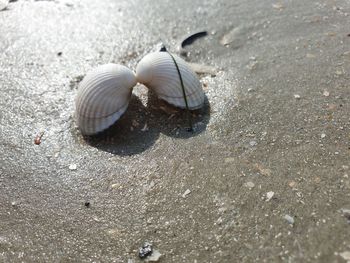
[
  {"x1": 182, "y1": 189, "x2": 191, "y2": 198},
  {"x1": 288, "y1": 181, "x2": 297, "y2": 188},
  {"x1": 34, "y1": 131, "x2": 45, "y2": 145},
  {"x1": 335, "y1": 69, "x2": 343, "y2": 75},
  {"x1": 69, "y1": 164, "x2": 77, "y2": 170},
  {"x1": 111, "y1": 183, "x2": 121, "y2": 189},
  {"x1": 326, "y1": 32, "x2": 337, "y2": 37},
  {"x1": 306, "y1": 53, "x2": 316, "y2": 58},
  {"x1": 254, "y1": 163, "x2": 271, "y2": 176},
  {"x1": 266, "y1": 191, "x2": 275, "y2": 201},
  {"x1": 272, "y1": 3, "x2": 284, "y2": 10},
  {"x1": 216, "y1": 217, "x2": 223, "y2": 225},
  {"x1": 249, "y1": 140, "x2": 257, "y2": 147},
  {"x1": 107, "y1": 228, "x2": 121, "y2": 238},
  {"x1": 283, "y1": 214, "x2": 295, "y2": 225},
  {"x1": 141, "y1": 123, "x2": 149, "y2": 132},
  {"x1": 93, "y1": 216, "x2": 101, "y2": 222},
  {"x1": 340, "y1": 208, "x2": 350, "y2": 223},
  {"x1": 247, "y1": 61, "x2": 258, "y2": 70},
  {"x1": 145, "y1": 249, "x2": 162, "y2": 262},
  {"x1": 339, "y1": 251, "x2": 350, "y2": 262},
  {"x1": 148, "y1": 181, "x2": 155, "y2": 188},
  {"x1": 138, "y1": 242, "x2": 153, "y2": 259},
  {"x1": 294, "y1": 94, "x2": 301, "y2": 99},
  {"x1": 132, "y1": 120, "x2": 139, "y2": 127},
  {"x1": 323, "y1": 90, "x2": 330, "y2": 97},
  {"x1": 314, "y1": 177, "x2": 321, "y2": 183},
  {"x1": 188, "y1": 62, "x2": 217, "y2": 75},
  {"x1": 224, "y1": 157, "x2": 235, "y2": 163},
  {"x1": 320, "y1": 133, "x2": 326, "y2": 139},
  {"x1": 245, "y1": 181, "x2": 255, "y2": 189},
  {"x1": 84, "y1": 202, "x2": 90, "y2": 207}
]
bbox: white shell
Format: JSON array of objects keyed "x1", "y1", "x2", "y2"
[
  {"x1": 135, "y1": 52, "x2": 204, "y2": 110},
  {"x1": 75, "y1": 64, "x2": 137, "y2": 135},
  {"x1": 0, "y1": 0, "x2": 9, "y2": 11}
]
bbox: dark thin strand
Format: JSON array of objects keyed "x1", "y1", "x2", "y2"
[
  {"x1": 181, "y1": 31, "x2": 208, "y2": 48},
  {"x1": 167, "y1": 52, "x2": 193, "y2": 132}
]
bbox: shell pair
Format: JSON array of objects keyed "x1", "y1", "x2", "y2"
[{"x1": 75, "y1": 52, "x2": 205, "y2": 135}]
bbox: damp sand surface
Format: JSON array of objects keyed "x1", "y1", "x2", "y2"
[{"x1": 0, "y1": 0, "x2": 350, "y2": 262}]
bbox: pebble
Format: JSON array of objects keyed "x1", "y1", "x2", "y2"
[
  {"x1": 111, "y1": 183, "x2": 121, "y2": 189},
  {"x1": 283, "y1": 214, "x2": 295, "y2": 225},
  {"x1": 320, "y1": 133, "x2": 326, "y2": 139},
  {"x1": 249, "y1": 140, "x2": 257, "y2": 147},
  {"x1": 132, "y1": 120, "x2": 139, "y2": 127},
  {"x1": 69, "y1": 164, "x2": 77, "y2": 170},
  {"x1": 34, "y1": 132, "x2": 44, "y2": 145},
  {"x1": 182, "y1": 189, "x2": 191, "y2": 198},
  {"x1": 340, "y1": 251, "x2": 350, "y2": 262},
  {"x1": 288, "y1": 181, "x2": 297, "y2": 188},
  {"x1": 141, "y1": 123, "x2": 149, "y2": 132},
  {"x1": 340, "y1": 208, "x2": 350, "y2": 223},
  {"x1": 272, "y1": 3, "x2": 284, "y2": 10},
  {"x1": 107, "y1": 228, "x2": 121, "y2": 238},
  {"x1": 254, "y1": 163, "x2": 272, "y2": 176},
  {"x1": 224, "y1": 157, "x2": 235, "y2": 163},
  {"x1": 245, "y1": 181, "x2": 255, "y2": 189},
  {"x1": 188, "y1": 62, "x2": 217, "y2": 75},
  {"x1": 306, "y1": 53, "x2": 316, "y2": 58},
  {"x1": 335, "y1": 69, "x2": 343, "y2": 75},
  {"x1": 323, "y1": 90, "x2": 330, "y2": 97},
  {"x1": 266, "y1": 191, "x2": 275, "y2": 201},
  {"x1": 145, "y1": 249, "x2": 162, "y2": 262},
  {"x1": 294, "y1": 94, "x2": 301, "y2": 99},
  {"x1": 139, "y1": 242, "x2": 153, "y2": 259}
]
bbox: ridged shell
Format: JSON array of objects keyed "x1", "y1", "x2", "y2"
[
  {"x1": 75, "y1": 64, "x2": 137, "y2": 135},
  {"x1": 135, "y1": 52, "x2": 204, "y2": 110}
]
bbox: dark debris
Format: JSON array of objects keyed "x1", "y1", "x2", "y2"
[{"x1": 138, "y1": 242, "x2": 153, "y2": 259}]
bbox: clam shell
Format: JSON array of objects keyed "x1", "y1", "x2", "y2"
[
  {"x1": 135, "y1": 52, "x2": 204, "y2": 110},
  {"x1": 0, "y1": 0, "x2": 9, "y2": 11},
  {"x1": 75, "y1": 64, "x2": 137, "y2": 135}
]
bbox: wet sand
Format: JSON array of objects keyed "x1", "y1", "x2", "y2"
[{"x1": 0, "y1": 0, "x2": 349, "y2": 262}]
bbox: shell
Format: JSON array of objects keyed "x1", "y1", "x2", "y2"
[
  {"x1": 0, "y1": 0, "x2": 9, "y2": 11},
  {"x1": 135, "y1": 52, "x2": 204, "y2": 110},
  {"x1": 75, "y1": 64, "x2": 137, "y2": 135}
]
